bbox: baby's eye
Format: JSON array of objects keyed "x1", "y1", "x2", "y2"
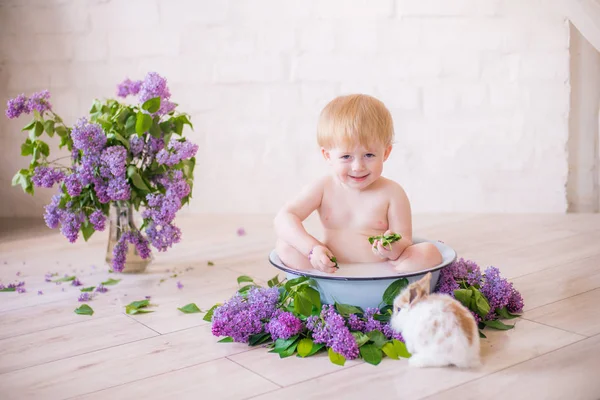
[
  {"x1": 365, "y1": 153, "x2": 375, "y2": 158},
  {"x1": 340, "y1": 155, "x2": 351, "y2": 160}
]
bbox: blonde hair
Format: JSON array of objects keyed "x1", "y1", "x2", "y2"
[{"x1": 317, "y1": 94, "x2": 394, "y2": 149}]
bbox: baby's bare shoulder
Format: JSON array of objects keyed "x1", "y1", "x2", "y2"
[{"x1": 376, "y1": 177, "x2": 407, "y2": 196}]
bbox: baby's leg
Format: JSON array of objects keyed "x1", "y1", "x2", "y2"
[
  {"x1": 275, "y1": 239, "x2": 314, "y2": 271},
  {"x1": 390, "y1": 242, "x2": 443, "y2": 273}
]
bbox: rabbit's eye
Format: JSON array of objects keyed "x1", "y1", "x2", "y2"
[{"x1": 394, "y1": 306, "x2": 401, "y2": 313}]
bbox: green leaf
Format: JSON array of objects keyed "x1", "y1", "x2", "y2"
[
  {"x1": 75, "y1": 304, "x2": 94, "y2": 316},
  {"x1": 297, "y1": 338, "x2": 314, "y2": 357},
  {"x1": 392, "y1": 339, "x2": 411, "y2": 358},
  {"x1": 248, "y1": 332, "x2": 271, "y2": 346},
  {"x1": 54, "y1": 275, "x2": 76, "y2": 282},
  {"x1": 0, "y1": 287, "x2": 16, "y2": 292},
  {"x1": 351, "y1": 331, "x2": 370, "y2": 347},
  {"x1": 237, "y1": 284, "x2": 256, "y2": 295},
  {"x1": 44, "y1": 120, "x2": 55, "y2": 136},
  {"x1": 472, "y1": 288, "x2": 491, "y2": 318},
  {"x1": 55, "y1": 125, "x2": 68, "y2": 137},
  {"x1": 207, "y1": 261, "x2": 214, "y2": 266},
  {"x1": 135, "y1": 112, "x2": 152, "y2": 134},
  {"x1": 496, "y1": 306, "x2": 521, "y2": 319},
  {"x1": 368, "y1": 233, "x2": 402, "y2": 246},
  {"x1": 178, "y1": 303, "x2": 202, "y2": 313},
  {"x1": 294, "y1": 292, "x2": 313, "y2": 316},
  {"x1": 80, "y1": 286, "x2": 95, "y2": 292},
  {"x1": 271, "y1": 335, "x2": 299, "y2": 353},
  {"x1": 483, "y1": 320, "x2": 514, "y2": 330},
  {"x1": 382, "y1": 342, "x2": 399, "y2": 359},
  {"x1": 237, "y1": 275, "x2": 254, "y2": 285},
  {"x1": 110, "y1": 132, "x2": 129, "y2": 149},
  {"x1": 125, "y1": 115, "x2": 137, "y2": 134},
  {"x1": 267, "y1": 274, "x2": 280, "y2": 288},
  {"x1": 22, "y1": 120, "x2": 36, "y2": 131},
  {"x1": 38, "y1": 141, "x2": 50, "y2": 157},
  {"x1": 149, "y1": 120, "x2": 162, "y2": 139},
  {"x1": 479, "y1": 330, "x2": 487, "y2": 338},
  {"x1": 12, "y1": 170, "x2": 25, "y2": 186},
  {"x1": 328, "y1": 348, "x2": 346, "y2": 366},
  {"x1": 279, "y1": 340, "x2": 299, "y2": 358},
  {"x1": 142, "y1": 97, "x2": 161, "y2": 114},
  {"x1": 126, "y1": 307, "x2": 154, "y2": 315},
  {"x1": 127, "y1": 299, "x2": 149, "y2": 309},
  {"x1": 20, "y1": 141, "x2": 33, "y2": 156},
  {"x1": 81, "y1": 221, "x2": 95, "y2": 242},
  {"x1": 335, "y1": 303, "x2": 364, "y2": 317},
  {"x1": 218, "y1": 336, "x2": 233, "y2": 343},
  {"x1": 299, "y1": 286, "x2": 321, "y2": 309},
  {"x1": 453, "y1": 288, "x2": 473, "y2": 309},
  {"x1": 203, "y1": 304, "x2": 220, "y2": 322},
  {"x1": 101, "y1": 278, "x2": 121, "y2": 286},
  {"x1": 130, "y1": 171, "x2": 151, "y2": 192},
  {"x1": 367, "y1": 330, "x2": 387, "y2": 349},
  {"x1": 303, "y1": 343, "x2": 325, "y2": 357},
  {"x1": 34, "y1": 121, "x2": 44, "y2": 137},
  {"x1": 359, "y1": 344, "x2": 383, "y2": 365},
  {"x1": 382, "y1": 278, "x2": 409, "y2": 305},
  {"x1": 284, "y1": 276, "x2": 310, "y2": 291}
]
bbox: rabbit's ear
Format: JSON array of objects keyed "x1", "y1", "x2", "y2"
[
  {"x1": 417, "y1": 272, "x2": 432, "y2": 294},
  {"x1": 408, "y1": 286, "x2": 425, "y2": 305}
]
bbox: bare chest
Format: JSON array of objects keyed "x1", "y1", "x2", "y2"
[{"x1": 318, "y1": 192, "x2": 389, "y2": 232}]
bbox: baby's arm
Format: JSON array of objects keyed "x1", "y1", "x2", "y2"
[
  {"x1": 380, "y1": 183, "x2": 414, "y2": 260},
  {"x1": 273, "y1": 177, "x2": 326, "y2": 257}
]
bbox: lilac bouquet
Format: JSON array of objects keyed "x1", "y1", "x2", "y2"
[
  {"x1": 206, "y1": 275, "x2": 411, "y2": 366},
  {"x1": 207, "y1": 258, "x2": 524, "y2": 365},
  {"x1": 5, "y1": 72, "x2": 198, "y2": 272}
]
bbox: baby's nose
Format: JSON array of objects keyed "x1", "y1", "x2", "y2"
[{"x1": 352, "y1": 160, "x2": 365, "y2": 171}]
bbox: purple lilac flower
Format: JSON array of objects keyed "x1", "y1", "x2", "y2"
[
  {"x1": 237, "y1": 227, "x2": 246, "y2": 236},
  {"x1": 64, "y1": 174, "x2": 82, "y2": 197},
  {"x1": 347, "y1": 314, "x2": 365, "y2": 331},
  {"x1": 507, "y1": 286, "x2": 524, "y2": 314},
  {"x1": 71, "y1": 118, "x2": 106, "y2": 155},
  {"x1": 89, "y1": 210, "x2": 106, "y2": 231},
  {"x1": 5, "y1": 93, "x2": 29, "y2": 119},
  {"x1": 111, "y1": 230, "x2": 152, "y2": 272},
  {"x1": 435, "y1": 257, "x2": 481, "y2": 296},
  {"x1": 266, "y1": 310, "x2": 303, "y2": 341},
  {"x1": 116, "y1": 78, "x2": 143, "y2": 98},
  {"x1": 143, "y1": 193, "x2": 179, "y2": 225},
  {"x1": 156, "y1": 139, "x2": 198, "y2": 167},
  {"x1": 105, "y1": 177, "x2": 131, "y2": 201},
  {"x1": 364, "y1": 308, "x2": 383, "y2": 333},
  {"x1": 16, "y1": 271, "x2": 21, "y2": 277},
  {"x1": 38, "y1": 290, "x2": 43, "y2": 295},
  {"x1": 177, "y1": 281, "x2": 183, "y2": 289},
  {"x1": 480, "y1": 267, "x2": 513, "y2": 318},
  {"x1": 100, "y1": 146, "x2": 127, "y2": 178},
  {"x1": 78, "y1": 292, "x2": 93, "y2": 302},
  {"x1": 59, "y1": 209, "x2": 85, "y2": 243},
  {"x1": 129, "y1": 136, "x2": 144, "y2": 156},
  {"x1": 17, "y1": 287, "x2": 26, "y2": 293},
  {"x1": 71, "y1": 278, "x2": 83, "y2": 287},
  {"x1": 211, "y1": 287, "x2": 279, "y2": 343},
  {"x1": 138, "y1": 72, "x2": 175, "y2": 115},
  {"x1": 78, "y1": 154, "x2": 100, "y2": 186},
  {"x1": 95, "y1": 284, "x2": 108, "y2": 293},
  {"x1": 383, "y1": 323, "x2": 404, "y2": 341},
  {"x1": 145, "y1": 295, "x2": 151, "y2": 299},
  {"x1": 28, "y1": 90, "x2": 52, "y2": 114},
  {"x1": 306, "y1": 305, "x2": 359, "y2": 360},
  {"x1": 145, "y1": 222, "x2": 181, "y2": 252},
  {"x1": 32, "y1": 167, "x2": 65, "y2": 188}
]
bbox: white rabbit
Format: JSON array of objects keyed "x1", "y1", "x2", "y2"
[{"x1": 390, "y1": 272, "x2": 481, "y2": 368}]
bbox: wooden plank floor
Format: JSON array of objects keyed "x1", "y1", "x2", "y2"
[{"x1": 1, "y1": 214, "x2": 599, "y2": 399}]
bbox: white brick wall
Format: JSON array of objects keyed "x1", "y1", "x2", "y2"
[{"x1": 0, "y1": 0, "x2": 573, "y2": 217}]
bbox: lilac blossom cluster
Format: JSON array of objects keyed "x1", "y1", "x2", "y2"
[
  {"x1": 211, "y1": 287, "x2": 280, "y2": 343},
  {"x1": 5, "y1": 90, "x2": 52, "y2": 119},
  {"x1": 306, "y1": 305, "x2": 359, "y2": 360},
  {"x1": 265, "y1": 310, "x2": 303, "y2": 341},
  {"x1": 347, "y1": 308, "x2": 404, "y2": 342}
]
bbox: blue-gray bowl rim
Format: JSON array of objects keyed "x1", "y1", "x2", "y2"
[{"x1": 268, "y1": 239, "x2": 457, "y2": 282}]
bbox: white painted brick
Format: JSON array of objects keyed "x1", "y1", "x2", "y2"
[
  {"x1": 339, "y1": 81, "x2": 377, "y2": 96},
  {"x1": 108, "y1": 29, "x2": 180, "y2": 58},
  {"x1": 158, "y1": 0, "x2": 228, "y2": 25},
  {"x1": 481, "y1": 53, "x2": 519, "y2": 82},
  {"x1": 397, "y1": 0, "x2": 500, "y2": 16},
  {"x1": 0, "y1": 2, "x2": 90, "y2": 35},
  {"x1": 180, "y1": 26, "x2": 255, "y2": 56},
  {"x1": 89, "y1": 0, "x2": 160, "y2": 32},
  {"x1": 315, "y1": 0, "x2": 394, "y2": 19},
  {"x1": 299, "y1": 22, "x2": 335, "y2": 53},
  {"x1": 214, "y1": 56, "x2": 287, "y2": 83},
  {"x1": 256, "y1": 24, "x2": 296, "y2": 53},
  {"x1": 518, "y1": 51, "x2": 569, "y2": 80},
  {"x1": 376, "y1": 84, "x2": 421, "y2": 110},
  {"x1": 377, "y1": 19, "x2": 422, "y2": 50},
  {"x1": 136, "y1": 57, "x2": 213, "y2": 85},
  {"x1": 72, "y1": 33, "x2": 108, "y2": 62},
  {"x1": 7, "y1": 63, "x2": 52, "y2": 91},
  {"x1": 440, "y1": 51, "x2": 480, "y2": 79},
  {"x1": 299, "y1": 83, "x2": 338, "y2": 110},
  {"x1": 489, "y1": 83, "x2": 529, "y2": 110},
  {"x1": 334, "y1": 22, "x2": 380, "y2": 53},
  {"x1": 229, "y1": 0, "x2": 313, "y2": 20},
  {"x1": 526, "y1": 82, "x2": 570, "y2": 113},
  {"x1": 2, "y1": 34, "x2": 74, "y2": 62}
]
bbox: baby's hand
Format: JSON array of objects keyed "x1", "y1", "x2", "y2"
[
  {"x1": 371, "y1": 230, "x2": 403, "y2": 261},
  {"x1": 309, "y1": 245, "x2": 338, "y2": 274}
]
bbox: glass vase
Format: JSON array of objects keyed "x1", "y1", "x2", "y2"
[{"x1": 105, "y1": 202, "x2": 152, "y2": 273}]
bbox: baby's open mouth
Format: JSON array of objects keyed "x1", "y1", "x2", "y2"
[{"x1": 349, "y1": 174, "x2": 369, "y2": 181}]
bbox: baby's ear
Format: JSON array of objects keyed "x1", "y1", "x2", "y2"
[
  {"x1": 321, "y1": 147, "x2": 331, "y2": 162},
  {"x1": 383, "y1": 145, "x2": 393, "y2": 161}
]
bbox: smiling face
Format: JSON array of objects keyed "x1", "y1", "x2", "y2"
[{"x1": 322, "y1": 143, "x2": 392, "y2": 190}]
